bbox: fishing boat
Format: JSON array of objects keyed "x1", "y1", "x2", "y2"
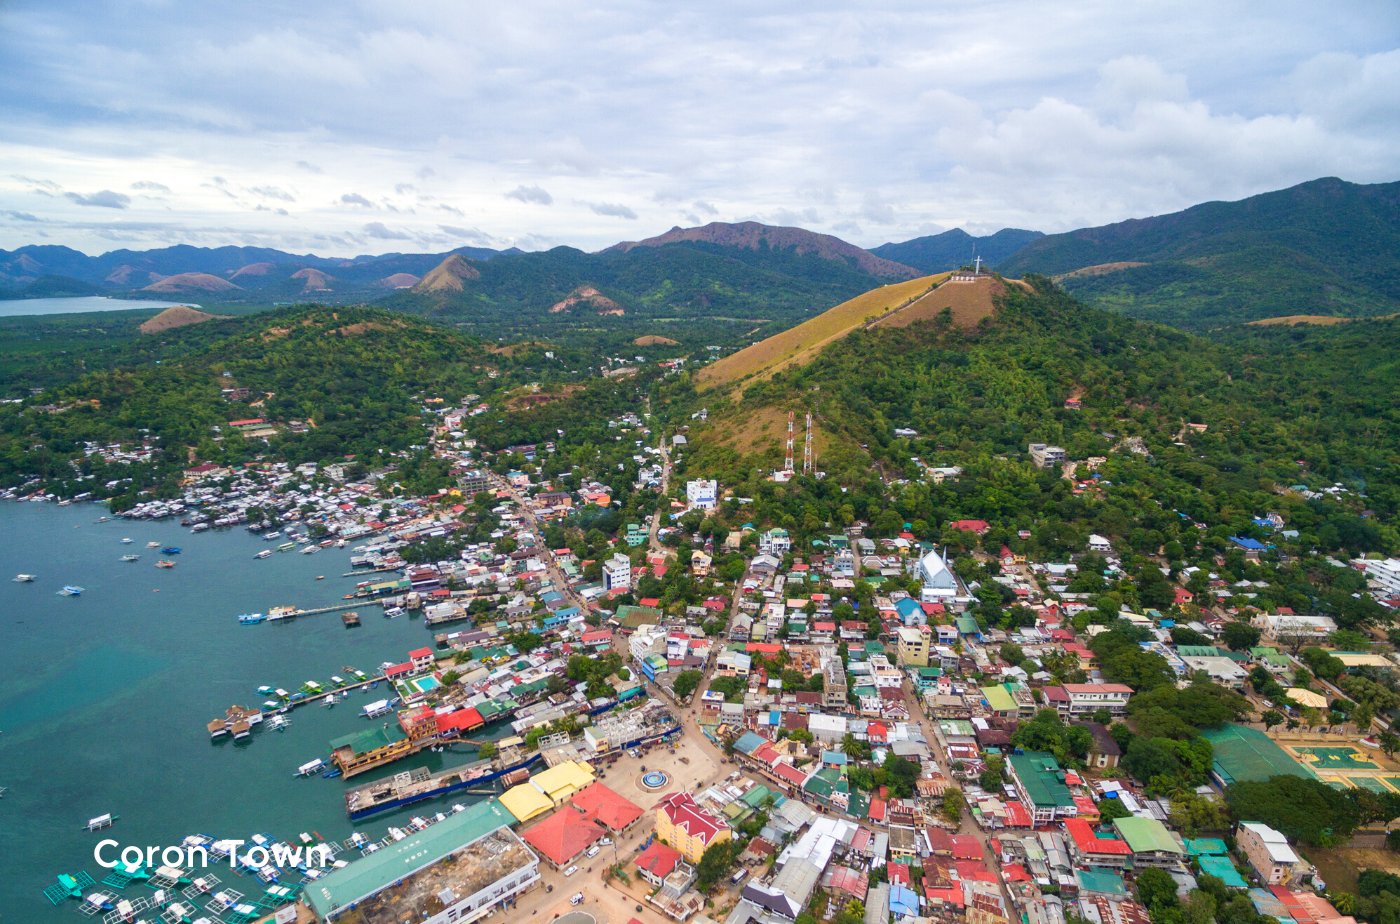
[
  {"x1": 120, "y1": 537, "x2": 132, "y2": 544},
  {"x1": 120, "y1": 554, "x2": 140, "y2": 562},
  {"x1": 257, "y1": 685, "x2": 274, "y2": 694},
  {"x1": 277, "y1": 542, "x2": 296, "y2": 552},
  {"x1": 254, "y1": 549, "x2": 273, "y2": 559},
  {"x1": 58, "y1": 585, "x2": 84, "y2": 596},
  {"x1": 265, "y1": 715, "x2": 290, "y2": 731},
  {"x1": 323, "y1": 768, "x2": 342, "y2": 779},
  {"x1": 85, "y1": 813, "x2": 118, "y2": 831},
  {"x1": 12, "y1": 574, "x2": 34, "y2": 582},
  {"x1": 146, "y1": 541, "x2": 161, "y2": 548},
  {"x1": 263, "y1": 531, "x2": 282, "y2": 541},
  {"x1": 155, "y1": 560, "x2": 176, "y2": 569},
  {"x1": 238, "y1": 613, "x2": 265, "y2": 625},
  {"x1": 295, "y1": 758, "x2": 327, "y2": 777},
  {"x1": 384, "y1": 606, "x2": 405, "y2": 618},
  {"x1": 301, "y1": 544, "x2": 320, "y2": 555},
  {"x1": 316, "y1": 574, "x2": 325, "y2": 580},
  {"x1": 161, "y1": 546, "x2": 181, "y2": 554}
]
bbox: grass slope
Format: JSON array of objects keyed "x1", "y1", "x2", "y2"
[
  {"x1": 696, "y1": 274, "x2": 946, "y2": 392},
  {"x1": 997, "y1": 177, "x2": 1400, "y2": 329}
]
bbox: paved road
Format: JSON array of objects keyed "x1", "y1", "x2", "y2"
[
  {"x1": 489, "y1": 472, "x2": 587, "y2": 611},
  {"x1": 647, "y1": 435, "x2": 672, "y2": 556}
]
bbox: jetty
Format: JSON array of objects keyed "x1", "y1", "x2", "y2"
[{"x1": 239, "y1": 601, "x2": 363, "y2": 623}]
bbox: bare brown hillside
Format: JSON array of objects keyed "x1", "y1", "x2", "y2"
[{"x1": 138, "y1": 306, "x2": 228, "y2": 334}]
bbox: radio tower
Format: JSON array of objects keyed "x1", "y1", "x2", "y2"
[
  {"x1": 803, "y1": 412, "x2": 813, "y2": 476},
  {"x1": 784, "y1": 411, "x2": 795, "y2": 473}
]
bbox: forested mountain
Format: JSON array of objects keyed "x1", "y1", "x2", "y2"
[
  {"x1": 378, "y1": 240, "x2": 916, "y2": 329},
  {"x1": 668, "y1": 275, "x2": 1398, "y2": 563},
  {"x1": 997, "y1": 177, "x2": 1400, "y2": 330},
  {"x1": 871, "y1": 228, "x2": 1043, "y2": 274}
]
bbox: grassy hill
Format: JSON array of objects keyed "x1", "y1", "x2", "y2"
[
  {"x1": 695, "y1": 274, "x2": 946, "y2": 392},
  {"x1": 871, "y1": 228, "x2": 1043, "y2": 274},
  {"x1": 996, "y1": 177, "x2": 1400, "y2": 330}
]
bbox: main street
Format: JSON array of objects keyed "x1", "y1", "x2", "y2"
[{"x1": 488, "y1": 471, "x2": 587, "y2": 611}]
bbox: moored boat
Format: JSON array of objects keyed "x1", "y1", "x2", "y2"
[
  {"x1": 120, "y1": 554, "x2": 139, "y2": 562},
  {"x1": 254, "y1": 549, "x2": 273, "y2": 559},
  {"x1": 12, "y1": 574, "x2": 35, "y2": 582},
  {"x1": 58, "y1": 585, "x2": 84, "y2": 596}
]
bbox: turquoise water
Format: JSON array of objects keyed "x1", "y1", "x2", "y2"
[
  {"x1": 0, "y1": 296, "x2": 194, "y2": 317},
  {"x1": 0, "y1": 503, "x2": 500, "y2": 918}
]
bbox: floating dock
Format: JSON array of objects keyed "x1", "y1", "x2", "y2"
[{"x1": 341, "y1": 611, "x2": 361, "y2": 627}]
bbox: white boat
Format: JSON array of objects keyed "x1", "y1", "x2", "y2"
[
  {"x1": 146, "y1": 541, "x2": 160, "y2": 548},
  {"x1": 12, "y1": 574, "x2": 34, "y2": 582},
  {"x1": 295, "y1": 759, "x2": 327, "y2": 777},
  {"x1": 362, "y1": 699, "x2": 393, "y2": 718},
  {"x1": 121, "y1": 554, "x2": 140, "y2": 562},
  {"x1": 254, "y1": 549, "x2": 272, "y2": 559},
  {"x1": 120, "y1": 538, "x2": 132, "y2": 544}
]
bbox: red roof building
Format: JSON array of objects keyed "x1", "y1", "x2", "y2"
[
  {"x1": 948, "y1": 519, "x2": 990, "y2": 535},
  {"x1": 1064, "y1": 818, "x2": 1133, "y2": 865},
  {"x1": 522, "y1": 805, "x2": 606, "y2": 868},
  {"x1": 570, "y1": 782, "x2": 644, "y2": 833},
  {"x1": 634, "y1": 841, "x2": 683, "y2": 885},
  {"x1": 950, "y1": 835, "x2": 982, "y2": 860}
]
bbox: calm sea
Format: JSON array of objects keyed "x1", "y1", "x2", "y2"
[
  {"x1": 0, "y1": 297, "x2": 195, "y2": 318},
  {"x1": 0, "y1": 502, "x2": 499, "y2": 918}
]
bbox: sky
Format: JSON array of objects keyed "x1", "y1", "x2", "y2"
[{"x1": 1, "y1": 0, "x2": 1398, "y2": 258}]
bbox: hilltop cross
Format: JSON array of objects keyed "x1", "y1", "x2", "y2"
[{"x1": 974, "y1": 256, "x2": 982, "y2": 275}]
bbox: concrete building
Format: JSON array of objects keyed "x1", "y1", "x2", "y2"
[
  {"x1": 686, "y1": 480, "x2": 719, "y2": 510},
  {"x1": 760, "y1": 529, "x2": 791, "y2": 555},
  {"x1": 1029, "y1": 443, "x2": 1066, "y2": 469},
  {"x1": 1008, "y1": 752, "x2": 1078, "y2": 825},
  {"x1": 915, "y1": 548, "x2": 960, "y2": 603},
  {"x1": 304, "y1": 801, "x2": 538, "y2": 924},
  {"x1": 1238, "y1": 822, "x2": 1307, "y2": 885},
  {"x1": 1088, "y1": 534, "x2": 1112, "y2": 553},
  {"x1": 603, "y1": 553, "x2": 632, "y2": 592},
  {"x1": 823, "y1": 658, "x2": 848, "y2": 710},
  {"x1": 896, "y1": 625, "x2": 931, "y2": 667},
  {"x1": 655, "y1": 792, "x2": 731, "y2": 863}
]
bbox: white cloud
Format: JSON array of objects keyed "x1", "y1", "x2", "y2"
[
  {"x1": 0, "y1": 2, "x2": 1395, "y2": 253},
  {"x1": 364, "y1": 221, "x2": 409, "y2": 239},
  {"x1": 131, "y1": 180, "x2": 171, "y2": 192},
  {"x1": 587, "y1": 202, "x2": 637, "y2": 220},
  {"x1": 64, "y1": 190, "x2": 130, "y2": 208},
  {"x1": 505, "y1": 185, "x2": 553, "y2": 205}
]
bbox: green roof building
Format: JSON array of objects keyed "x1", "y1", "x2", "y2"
[
  {"x1": 1112, "y1": 816, "x2": 1185, "y2": 867},
  {"x1": 1008, "y1": 752, "x2": 1077, "y2": 825},
  {"x1": 1200, "y1": 723, "x2": 1317, "y2": 787},
  {"x1": 304, "y1": 799, "x2": 534, "y2": 922}
]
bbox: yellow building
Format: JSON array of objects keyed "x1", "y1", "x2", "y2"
[
  {"x1": 532, "y1": 760, "x2": 596, "y2": 806},
  {"x1": 501, "y1": 782, "x2": 555, "y2": 822},
  {"x1": 896, "y1": 625, "x2": 931, "y2": 667},
  {"x1": 654, "y1": 792, "x2": 730, "y2": 863}
]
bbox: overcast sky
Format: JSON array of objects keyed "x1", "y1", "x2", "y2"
[{"x1": 2, "y1": 1, "x2": 1397, "y2": 257}]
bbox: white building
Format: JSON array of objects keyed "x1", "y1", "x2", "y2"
[
  {"x1": 1029, "y1": 443, "x2": 1066, "y2": 469},
  {"x1": 686, "y1": 480, "x2": 719, "y2": 510},
  {"x1": 915, "y1": 548, "x2": 960, "y2": 603},
  {"x1": 1364, "y1": 558, "x2": 1400, "y2": 596},
  {"x1": 1250, "y1": 613, "x2": 1337, "y2": 638},
  {"x1": 603, "y1": 553, "x2": 632, "y2": 592},
  {"x1": 1087, "y1": 534, "x2": 1112, "y2": 553},
  {"x1": 760, "y1": 529, "x2": 791, "y2": 555}
]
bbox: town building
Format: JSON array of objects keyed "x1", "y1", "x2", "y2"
[
  {"x1": 655, "y1": 792, "x2": 731, "y2": 863},
  {"x1": 686, "y1": 480, "x2": 719, "y2": 510},
  {"x1": 1029, "y1": 443, "x2": 1066, "y2": 468},
  {"x1": 603, "y1": 553, "x2": 633, "y2": 592},
  {"x1": 896, "y1": 625, "x2": 931, "y2": 667},
  {"x1": 1238, "y1": 822, "x2": 1307, "y2": 885},
  {"x1": 304, "y1": 801, "x2": 537, "y2": 924},
  {"x1": 914, "y1": 548, "x2": 960, "y2": 602}
]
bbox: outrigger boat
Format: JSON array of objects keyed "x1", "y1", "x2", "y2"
[
  {"x1": 42, "y1": 871, "x2": 95, "y2": 905},
  {"x1": 85, "y1": 813, "x2": 118, "y2": 831},
  {"x1": 254, "y1": 549, "x2": 273, "y2": 559},
  {"x1": 160, "y1": 546, "x2": 181, "y2": 554},
  {"x1": 58, "y1": 585, "x2": 84, "y2": 596},
  {"x1": 120, "y1": 554, "x2": 140, "y2": 562},
  {"x1": 155, "y1": 560, "x2": 176, "y2": 569},
  {"x1": 12, "y1": 574, "x2": 35, "y2": 582},
  {"x1": 120, "y1": 538, "x2": 132, "y2": 543},
  {"x1": 296, "y1": 759, "x2": 327, "y2": 777}
]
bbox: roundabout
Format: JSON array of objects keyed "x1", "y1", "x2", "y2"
[{"x1": 640, "y1": 770, "x2": 669, "y2": 791}]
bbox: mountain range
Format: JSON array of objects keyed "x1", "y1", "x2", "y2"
[
  {"x1": 3, "y1": 176, "x2": 1399, "y2": 331},
  {"x1": 998, "y1": 176, "x2": 1400, "y2": 329}
]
